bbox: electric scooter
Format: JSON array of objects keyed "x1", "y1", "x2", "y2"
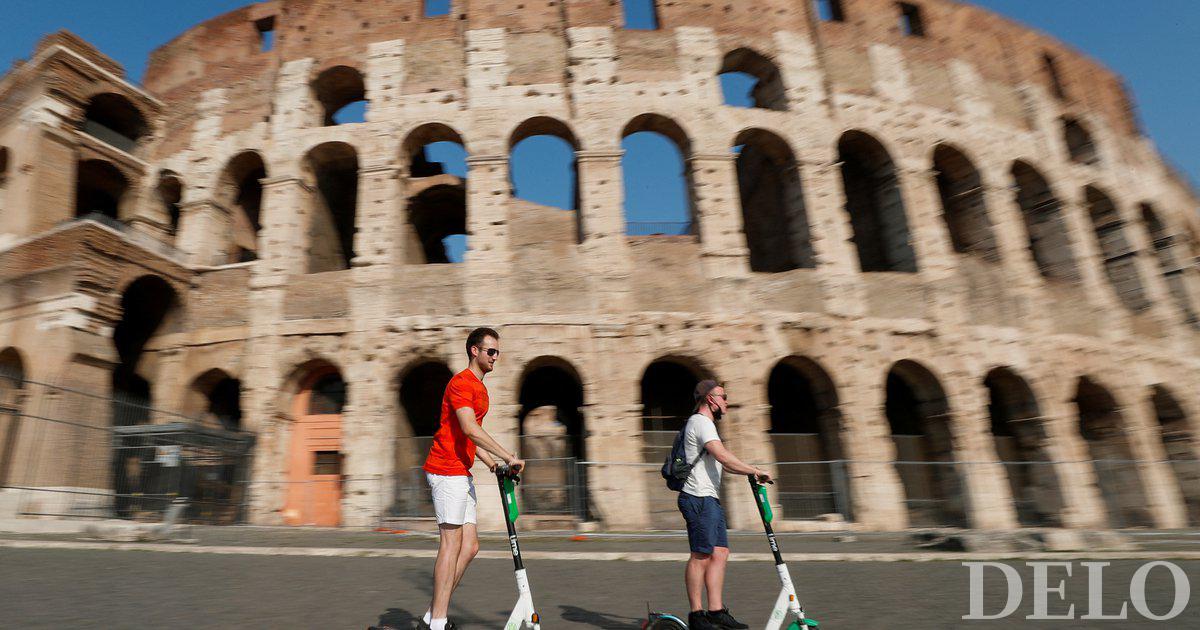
[
  {"x1": 496, "y1": 464, "x2": 541, "y2": 630},
  {"x1": 643, "y1": 476, "x2": 819, "y2": 629}
]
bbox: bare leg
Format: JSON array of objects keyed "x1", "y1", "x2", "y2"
[
  {"x1": 450, "y1": 522, "x2": 480, "y2": 590},
  {"x1": 686, "y1": 551, "x2": 711, "y2": 612},
  {"x1": 430, "y1": 524, "x2": 463, "y2": 619},
  {"x1": 704, "y1": 546, "x2": 730, "y2": 611}
]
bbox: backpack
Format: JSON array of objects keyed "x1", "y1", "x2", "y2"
[{"x1": 661, "y1": 425, "x2": 705, "y2": 492}]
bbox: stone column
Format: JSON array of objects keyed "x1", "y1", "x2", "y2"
[
  {"x1": 1038, "y1": 381, "x2": 1110, "y2": 529},
  {"x1": 464, "y1": 154, "x2": 513, "y2": 314},
  {"x1": 340, "y1": 348, "x2": 393, "y2": 528},
  {"x1": 258, "y1": 175, "x2": 313, "y2": 278},
  {"x1": 837, "y1": 363, "x2": 909, "y2": 529},
  {"x1": 1118, "y1": 385, "x2": 1188, "y2": 528},
  {"x1": 1059, "y1": 195, "x2": 1128, "y2": 340},
  {"x1": 576, "y1": 150, "x2": 633, "y2": 312},
  {"x1": 690, "y1": 153, "x2": 750, "y2": 282},
  {"x1": 897, "y1": 164, "x2": 967, "y2": 328},
  {"x1": 796, "y1": 159, "x2": 867, "y2": 317},
  {"x1": 352, "y1": 162, "x2": 401, "y2": 269},
  {"x1": 949, "y1": 380, "x2": 1020, "y2": 529},
  {"x1": 176, "y1": 200, "x2": 230, "y2": 266},
  {"x1": 977, "y1": 180, "x2": 1054, "y2": 334}
]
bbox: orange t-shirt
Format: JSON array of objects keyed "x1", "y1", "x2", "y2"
[{"x1": 423, "y1": 369, "x2": 490, "y2": 476}]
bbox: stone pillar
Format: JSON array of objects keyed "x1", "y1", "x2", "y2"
[
  {"x1": 838, "y1": 363, "x2": 909, "y2": 529},
  {"x1": 576, "y1": 150, "x2": 633, "y2": 311},
  {"x1": 897, "y1": 164, "x2": 967, "y2": 328},
  {"x1": 1060, "y1": 195, "x2": 1128, "y2": 340},
  {"x1": 176, "y1": 200, "x2": 230, "y2": 266},
  {"x1": 464, "y1": 154, "x2": 513, "y2": 314},
  {"x1": 1119, "y1": 385, "x2": 1188, "y2": 528},
  {"x1": 1038, "y1": 381, "x2": 1110, "y2": 529},
  {"x1": 796, "y1": 159, "x2": 867, "y2": 317},
  {"x1": 950, "y1": 380, "x2": 1020, "y2": 529},
  {"x1": 258, "y1": 175, "x2": 313, "y2": 278},
  {"x1": 977, "y1": 180, "x2": 1054, "y2": 334},
  {"x1": 340, "y1": 348, "x2": 392, "y2": 528},
  {"x1": 352, "y1": 162, "x2": 401, "y2": 269},
  {"x1": 583, "y1": 403, "x2": 647, "y2": 529},
  {"x1": 690, "y1": 153, "x2": 750, "y2": 282}
]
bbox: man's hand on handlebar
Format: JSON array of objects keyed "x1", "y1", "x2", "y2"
[
  {"x1": 753, "y1": 469, "x2": 774, "y2": 484},
  {"x1": 505, "y1": 457, "x2": 526, "y2": 474}
]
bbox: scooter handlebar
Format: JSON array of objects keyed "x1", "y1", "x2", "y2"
[
  {"x1": 495, "y1": 464, "x2": 522, "y2": 483},
  {"x1": 747, "y1": 473, "x2": 774, "y2": 486}
]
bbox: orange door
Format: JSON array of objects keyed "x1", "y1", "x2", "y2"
[{"x1": 285, "y1": 370, "x2": 344, "y2": 527}]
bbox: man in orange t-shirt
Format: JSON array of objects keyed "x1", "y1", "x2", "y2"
[{"x1": 416, "y1": 327, "x2": 524, "y2": 630}]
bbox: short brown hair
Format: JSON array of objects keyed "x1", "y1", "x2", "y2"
[{"x1": 465, "y1": 327, "x2": 499, "y2": 358}]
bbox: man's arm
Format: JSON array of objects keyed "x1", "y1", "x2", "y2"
[
  {"x1": 477, "y1": 450, "x2": 498, "y2": 472},
  {"x1": 704, "y1": 439, "x2": 772, "y2": 482},
  {"x1": 455, "y1": 407, "x2": 525, "y2": 471}
]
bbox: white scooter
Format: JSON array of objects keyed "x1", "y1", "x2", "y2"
[
  {"x1": 643, "y1": 476, "x2": 819, "y2": 630},
  {"x1": 496, "y1": 464, "x2": 541, "y2": 630}
]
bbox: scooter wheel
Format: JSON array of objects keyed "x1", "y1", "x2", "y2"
[{"x1": 645, "y1": 618, "x2": 688, "y2": 630}]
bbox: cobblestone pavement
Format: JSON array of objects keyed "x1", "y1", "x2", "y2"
[{"x1": 1, "y1": 547, "x2": 1198, "y2": 629}]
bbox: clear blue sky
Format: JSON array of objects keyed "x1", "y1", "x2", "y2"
[{"x1": 3, "y1": 0, "x2": 1196, "y2": 234}]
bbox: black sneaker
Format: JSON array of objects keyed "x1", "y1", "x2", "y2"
[
  {"x1": 687, "y1": 610, "x2": 721, "y2": 630},
  {"x1": 707, "y1": 608, "x2": 749, "y2": 629}
]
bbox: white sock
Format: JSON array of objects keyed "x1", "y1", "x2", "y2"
[
  {"x1": 430, "y1": 619, "x2": 448, "y2": 630},
  {"x1": 422, "y1": 611, "x2": 432, "y2": 625}
]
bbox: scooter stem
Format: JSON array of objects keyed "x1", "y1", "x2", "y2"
[{"x1": 748, "y1": 475, "x2": 815, "y2": 630}]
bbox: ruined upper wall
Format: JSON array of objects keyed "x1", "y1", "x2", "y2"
[{"x1": 141, "y1": 0, "x2": 1141, "y2": 144}]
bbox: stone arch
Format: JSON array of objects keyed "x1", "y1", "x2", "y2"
[
  {"x1": 1085, "y1": 185, "x2": 1150, "y2": 312},
  {"x1": 112, "y1": 275, "x2": 180, "y2": 427},
  {"x1": 391, "y1": 358, "x2": 453, "y2": 517},
  {"x1": 217, "y1": 151, "x2": 268, "y2": 263},
  {"x1": 75, "y1": 159, "x2": 129, "y2": 221},
  {"x1": 734, "y1": 128, "x2": 814, "y2": 271},
  {"x1": 932, "y1": 144, "x2": 997, "y2": 261},
  {"x1": 767, "y1": 356, "x2": 846, "y2": 520},
  {"x1": 1010, "y1": 160, "x2": 1081, "y2": 283},
  {"x1": 984, "y1": 367, "x2": 1064, "y2": 526},
  {"x1": 402, "y1": 123, "x2": 468, "y2": 263},
  {"x1": 302, "y1": 141, "x2": 359, "y2": 272},
  {"x1": 1149, "y1": 385, "x2": 1199, "y2": 525},
  {"x1": 640, "y1": 355, "x2": 712, "y2": 433},
  {"x1": 838, "y1": 130, "x2": 917, "y2": 273},
  {"x1": 508, "y1": 117, "x2": 582, "y2": 241},
  {"x1": 0, "y1": 347, "x2": 26, "y2": 488},
  {"x1": 1074, "y1": 376, "x2": 1152, "y2": 528},
  {"x1": 885, "y1": 359, "x2": 965, "y2": 527},
  {"x1": 718, "y1": 47, "x2": 787, "y2": 111},
  {"x1": 1063, "y1": 117, "x2": 1099, "y2": 165},
  {"x1": 621, "y1": 114, "x2": 695, "y2": 236},
  {"x1": 1141, "y1": 203, "x2": 1198, "y2": 324},
  {"x1": 312, "y1": 65, "x2": 367, "y2": 126},
  {"x1": 284, "y1": 360, "x2": 347, "y2": 526},
  {"x1": 184, "y1": 368, "x2": 243, "y2": 431},
  {"x1": 81, "y1": 92, "x2": 149, "y2": 153},
  {"x1": 517, "y1": 356, "x2": 586, "y2": 515},
  {"x1": 155, "y1": 170, "x2": 183, "y2": 237}
]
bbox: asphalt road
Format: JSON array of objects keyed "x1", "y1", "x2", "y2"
[{"x1": 1, "y1": 549, "x2": 1198, "y2": 629}]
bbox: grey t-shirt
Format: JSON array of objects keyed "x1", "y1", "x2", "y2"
[{"x1": 681, "y1": 413, "x2": 723, "y2": 498}]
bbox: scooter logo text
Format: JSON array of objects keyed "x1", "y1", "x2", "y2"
[{"x1": 962, "y1": 561, "x2": 1191, "y2": 621}]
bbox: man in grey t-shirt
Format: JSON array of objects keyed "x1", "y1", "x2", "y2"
[{"x1": 676, "y1": 380, "x2": 772, "y2": 630}]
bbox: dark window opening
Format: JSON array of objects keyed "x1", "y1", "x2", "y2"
[
  {"x1": 207, "y1": 377, "x2": 243, "y2": 431},
  {"x1": 75, "y1": 159, "x2": 128, "y2": 221},
  {"x1": 1086, "y1": 186, "x2": 1150, "y2": 312},
  {"x1": 424, "y1": 0, "x2": 451, "y2": 17},
  {"x1": 1063, "y1": 118, "x2": 1099, "y2": 165},
  {"x1": 735, "y1": 129, "x2": 815, "y2": 272},
  {"x1": 1142, "y1": 204, "x2": 1199, "y2": 325},
  {"x1": 718, "y1": 49, "x2": 788, "y2": 111},
  {"x1": 886, "y1": 361, "x2": 964, "y2": 528},
  {"x1": 1011, "y1": 161, "x2": 1081, "y2": 283},
  {"x1": 1044, "y1": 53, "x2": 1066, "y2": 101},
  {"x1": 838, "y1": 131, "x2": 917, "y2": 273},
  {"x1": 156, "y1": 172, "x2": 183, "y2": 236},
  {"x1": 815, "y1": 0, "x2": 845, "y2": 22},
  {"x1": 112, "y1": 276, "x2": 178, "y2": 427},
  {"x1": 518, "y1": 359, "x2": 587, "y2": 516},
  {"x1": 985, "y1": 367, "x2": 1063, "y2": 527},
  {"x1": 82, "y1": 93, "x2": 148, "y2": 153},
  {"x1": 219, "y1": 152, "x2": 267, "y2": 264},
  {"x1": 899, "y1": 3, "x2": 925, "y2": 37},
  {"x1": 403, "y1": 125, "x2": 468, "y2": 263},
  {"x1": 0, "y1": 147, "x2": 9, "y2": 188},
  {"x1": 312, "y1": 66, "x2": 367, "y2": 127},
  {"x1": 621, "y1": 0, "x2": 659, "y2": 30},
  {"x1": 256, "y1": 16, "x2": 276, "y2": 52},
  {"x1": 308, "y1": 373, "x2": 347, "y2": 415},
  {"x1": 933, "y1": 145, "x2": 998, "y2": 261},
  {"x1": 304, "y1": 142, "x2": 359, "y2": 272},
  {"x1": 313, "y1": 451, "x2": 342, "y2": 475},
  {"x1": 1075, "y1": 376, "x2": 1152, "y2": 528}
]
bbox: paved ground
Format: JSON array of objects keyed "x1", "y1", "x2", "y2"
[{"x1": 1, "y1": 547, "x2": 1198, "y2": 629}]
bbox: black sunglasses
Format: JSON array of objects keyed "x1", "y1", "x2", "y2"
[{"x1": 480, "y1": 348, "x2": 500, "y2": 357}]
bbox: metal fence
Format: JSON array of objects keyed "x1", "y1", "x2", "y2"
[{"x1": 0, "y1": 374, "x2": 255, "y2": 524}]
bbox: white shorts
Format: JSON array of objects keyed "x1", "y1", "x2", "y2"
[{"x1": 427, "y1": 472, "x2": 477, "y2": 525}]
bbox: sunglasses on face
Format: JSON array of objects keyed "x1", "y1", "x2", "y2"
[{"x1": 480, "y1": 348, "x2": 500, "y2": 357}]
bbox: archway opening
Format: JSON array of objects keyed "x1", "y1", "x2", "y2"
[
  {"x1": 1063, "y1": 118, "x2": 1099, "y2": 165},
  {"x1": 403, "y1": 125, "x2": 468, "y2": 263},
  {"x1": 838, "y1": 131, "x2": 916, "y2": 272},
  {"x1": 1075, "y1": 376, "x2": 1152, "y2": 528},
  {"x1": 718, "y1": 48, "x2": 787, "y2": 111},
  {"x1": 304, "y1": 142, "x2": 359, "y2": 272},
  {"x1": 1150, "y1": 385, "x2": 1199, "y2": 526},
  {"x1": 313, "y1": 66, "x2": 368, "y2": 126},
  {"x1": 510, "y1": 117, "x2": 581, "y2": 243},
  {"x1": 518, "y1": 358, "x2": 586, "y2": 516},
  {"x1": 933, "y1": 145, "x2": 997, "y2": 260},
  {"x1": 1011, "y1": 162, "x2": 1080, "y2": 283},
  {"x1": 392, "y1": 360, "x2": 453, "y2": 517},
  {"x1": 82, "y1": 93, "x2": 148, "y2": 153},
  {"x1": 0, "y1": 348, "x2": 25, "y2": 488},
  {"x1": 156, "y1": 171, "x2": 183, "y2": 237},
  {"x1": 735, "y1": 129, "x2": 814, "y2": 272},
  {"x1": 1142, "y1": 204, "x2": 1199, "y2": 325},
  {"x1": 984, "y1": 367, "x2": 1063, "y2": 526},
  {"x1": 768, "y1": 357, "x2": 845, "y2": 520},
  {"x1": 112, "y1": 276, "x2": 179, "y2": 427},
  {"x1": 75, "y1": 159, "x2": 128, "y2": 221},
  {"x1": 622, "y1": 114, "x2": 694, "y2": 237},
  {"x1": 1086, "y1": 186, "x2": 1149, "y2": 312},
  {"x1": 286, "y1": 364, "x2": 346, "y2": 527},
  {"x1": 886, "y1": 360, "x2": 964, "y2": 527},
  {"x1": 218, "y1": 151, "x2": 267, "y2": 263}
]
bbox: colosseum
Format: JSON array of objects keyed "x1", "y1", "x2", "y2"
[{"x1": 0, "y1": 0, "x2": 1198, "y2": 535}]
